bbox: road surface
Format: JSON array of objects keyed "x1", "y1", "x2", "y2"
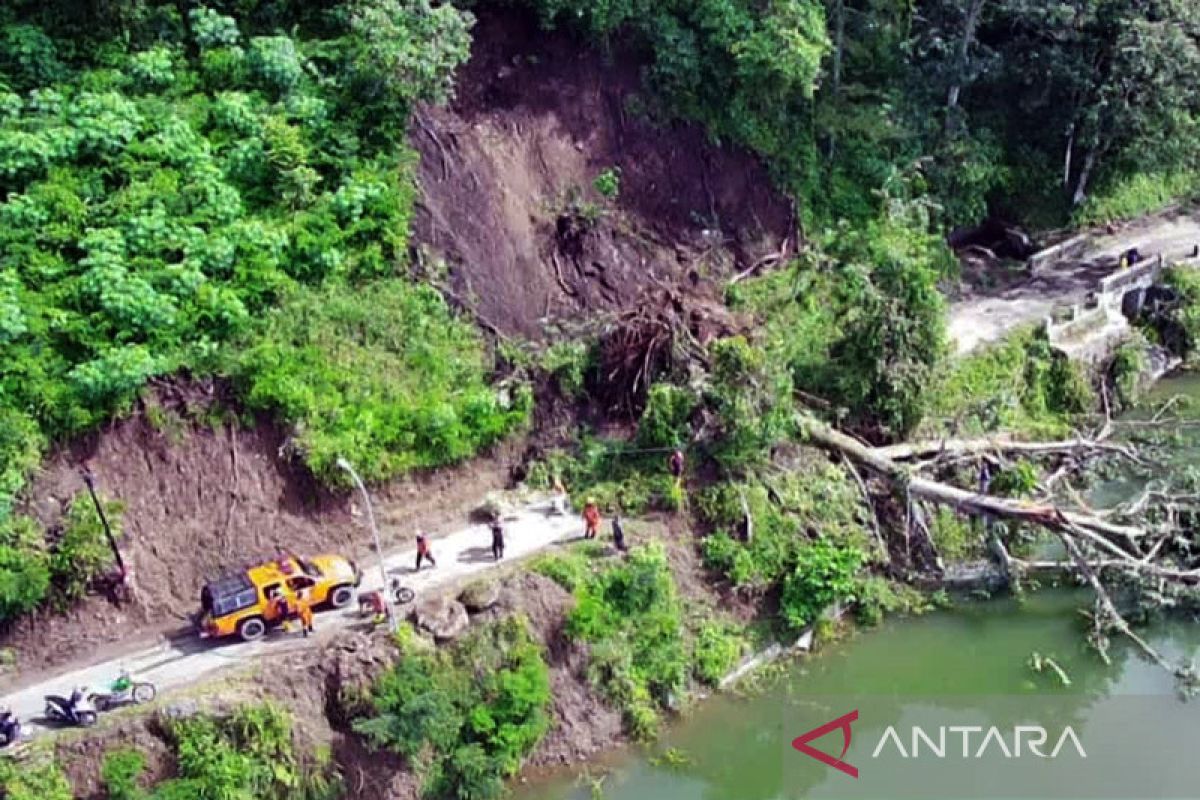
[
  {"x1": 948, "y1": 208, "x2": 1200, "y2": 354},
  {"x1": 1, "y1": 502, "x2": 581, "y2": 740}
]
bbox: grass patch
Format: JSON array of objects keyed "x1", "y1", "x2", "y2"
[{"x1": 1075, "y1": 171, "x2": 1200, "y2": 226}]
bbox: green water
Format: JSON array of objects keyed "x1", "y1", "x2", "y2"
[
  {"x1": 514, "y1": 373, "x2": 1200, "y2": 800},
  {"x1": 515, "y1": 592, "x2": 1200, "y2": 800}
]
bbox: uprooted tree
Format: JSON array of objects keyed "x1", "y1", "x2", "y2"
[{"x1": 796, "y1": 410, "x2": 1200, "y2": 687}]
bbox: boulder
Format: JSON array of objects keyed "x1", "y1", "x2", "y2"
[
  {"x1": 412, "y1": 596, "x2": 470, "y2": 642},
  {"x1": 458, "y1": 581, "x2": 501, "y2": 613}
]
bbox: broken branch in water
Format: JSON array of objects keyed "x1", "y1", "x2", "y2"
[{"x1": 798, "y1": 411, "x2": 1198, "y2": 685}]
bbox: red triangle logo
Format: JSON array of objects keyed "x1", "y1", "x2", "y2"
[{"x1": 792, "y1": 709, "x2": 859, "y2": 778}]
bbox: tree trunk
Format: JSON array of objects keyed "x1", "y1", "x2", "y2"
[
  {"x1": 872, "y1": 435, "x2": 1135, "y2": 462},
  {"x1": 1063, "y1": 123, "x2": 1075, "y2": 191},
  {"x1": 798, "y1": 414, "x2": 1144, "y2": 544},
  {"x1": 946, "y1": 0, "x2": 986, "y2": 116},
  {"x1": 1073, "y1": 147, "x2": 1098, "y2": 207},
  {"x1": 828, "y1": 0, "x2": 845, "y2": 160}
]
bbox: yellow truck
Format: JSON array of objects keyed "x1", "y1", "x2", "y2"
[{"x1": 196, "y1": 554, "x2": 362, "y2": 641}]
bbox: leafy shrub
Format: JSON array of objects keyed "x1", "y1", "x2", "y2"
[
  {"x1": 691, "y1": 621, "x2": 745, "y2": 685},
  {"x1": 636, "y1": 383, "x2": 696, "y2": 449},
  {"x1": 592, "y1": 167, "x2": 621, "y2": 200},
  {"x1": 705, "y1": 337, "x2": 796, "y2": 470},
  {"x1": 927, "y1": 329, "x2": 1095, "y2": 438},
  {"x1": 354, "y1": 617, "x2": 551, "y2": 799},
  {"x1": 565, "y1": 542, "x2": 687, "y2": 738},
  {"x1": 102, "y1": 749, "x2": 147, "y2": 800},
  {"x1": 238, "y1": 280, "x2": 529, "y2": 483},
  {"x1": 153, "y1": 703, "x2": 340, "y2": 800},
  {"x1": 780, "y1": 538, "x2": 863, "y2": 631},
  {"x1": 542, "y1": 340, "x2": 593, "y2": 398},
  {"x1": 0, "y1": 758, "x2": 72, "y2": 800},
  {"x1": 1109, "y1": 338, "x2": 1148, "y2": 408},
  {"x1": 49, "y1": 491, "x2": 124, "y2": 604},
  {"x1": 697, "y1": 467, "x2": 869, "y2": 590},
  {"x1": 524, "y1": 438, "x2": 680, "y2": 515},
  {"x1": 0, "y1": 515, "x2": 50, "y2": 621}
]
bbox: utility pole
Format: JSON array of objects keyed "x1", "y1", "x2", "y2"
[
  {"x1": 335, "y1": 457, "x2": 397, "y2": 632},
  {"x1": 80, "y1": 467, "x2": 126, "y2": 580}
]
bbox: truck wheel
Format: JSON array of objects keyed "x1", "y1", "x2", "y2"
[
  {"x1": 238, "y1": 617, "x2": 267, "y2": 642},
  {"x1": 329, "y1": 585, "x2": 354, "y2": 608}
]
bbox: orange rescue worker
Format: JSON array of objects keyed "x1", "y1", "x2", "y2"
[
  {"x1": 296, "y1": 591, "x2": 314, "y2": 637},
  {"x1": 582, "y1": 498, "x2": 601, "y2": 540}
]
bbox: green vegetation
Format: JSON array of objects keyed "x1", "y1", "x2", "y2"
[
  {"x1": 729, "y1": 197, "x2": 949, "y2": 440},
  {"x1": 353, "y1": 617, "x2": 552, "y2": 800},
  {"x1": 0, "y1": 489, "x2": 122, "y2": 622},
  {"x1": 0, "y1": 704, "x2": 339, "y2": 800},
  {"x1": 238, "y1": 280, "x2": 530, "y2": 483},
  {"x1": 0, "y1": 0, "x2": 533, "y2": 624},
  {"x1": 519, "y1": 0, "x2": 1200, "y2": 230},
  {"x1": 535, "y1": 541, "x2": 749, "y2": 737},
  {"x1": 592, "y1": 167, "x2": 621, "y2": 201},
  {"x1": 698, "y1": 467, "x2": 868, "y2": 587},
  {"x1": 0, "y1": 759, "x2": 72, "y2": 800},
  {"x1": 1163, "y1": 267, "x2": 1200, "y2": 360},
  {"x1": 525, "y1": 436, "x2": 682, "y2": 514},
  {"x1": 925, "y1": 329, "x2": 1094, "y2": 438},
  {"x1": 560, "y1": 542, "x2": 688, "y2": 739}
]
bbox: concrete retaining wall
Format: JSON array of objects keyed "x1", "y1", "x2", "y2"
[{"x1": 1027, "y1": 233, "x2": 1089, "y2": 273}]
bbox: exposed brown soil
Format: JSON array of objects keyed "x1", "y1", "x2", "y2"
[{"x1": 412, "y1": 8, "x2": 792, "y2": 339}]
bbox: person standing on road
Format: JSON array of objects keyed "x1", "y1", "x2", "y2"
[
  {"x1": 296, "y1": 590, "x2": 315, "y2": 637},
  {"x1": 491, "y1": 519, "x2": 505, "y2": 561},
  {"x1": 552, "y1": 475, "x2": 569, "y2": 515},
  {"x1": 415, "y1": 532, "x2": 437, "y2": 571},
  {"x1": 582, "y1": 498, "x2": 601, "y2": 540}
]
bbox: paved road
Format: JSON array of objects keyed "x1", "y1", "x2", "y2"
[
  {"x1": 1, "y1": 503, "x2": 581, "y2": 740},
  {"x1": 948, "y1": 209, "x2": 1200, "y2": 355}
]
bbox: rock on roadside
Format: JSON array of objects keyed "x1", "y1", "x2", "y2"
[
  {"x1": 459, "y1": 581, "x2": 501, "y2": 613},
  {"x1": 412, "y1": 596, "x2": 470, "y2": 642}
]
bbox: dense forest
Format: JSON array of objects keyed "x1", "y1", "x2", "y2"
[{"x1": 2, "y1": 2, "x2": 1200, "y2": 795}]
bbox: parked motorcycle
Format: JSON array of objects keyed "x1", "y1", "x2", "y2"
[
  {"x1": 44, "y1": 688, "x2": 98, "y2": 727},
  {"x1": 0, "y1": 709, "x2": 21, "y2": 748},
  {"x1": 90, "y1": 670, "x2": 157, "y2": 712}
]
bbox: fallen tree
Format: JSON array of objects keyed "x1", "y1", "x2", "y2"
[{"x1": 797, "y1": 411, "x2": 1199, "y2": 687}]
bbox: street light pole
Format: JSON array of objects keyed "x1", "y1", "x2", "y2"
[{"x1": 336, "y1": 457, "x2": 397, "y2": 632}]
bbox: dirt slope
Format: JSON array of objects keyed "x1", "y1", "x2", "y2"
[{"x1": 412, "y1": 9, "x2": 792, "y2": 338}]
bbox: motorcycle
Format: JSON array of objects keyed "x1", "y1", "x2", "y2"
[
  {"x1": 90, "y1": 670, "x2": 157, "y2": 712},
  {"x1": 357, "y1": 578, "x2": 416, "y2": 622},
  {"x1": 44, "y1": 690, "x2": 98, "y2": 727}
]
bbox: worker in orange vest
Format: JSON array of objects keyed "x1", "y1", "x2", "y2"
[{"x1": 582, "y1": 498, "x2": 601, "y2": 540}]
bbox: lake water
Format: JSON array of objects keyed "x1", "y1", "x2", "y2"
[{"x1": 513, "y1": 373, "x2": 1200, "y2": 800}]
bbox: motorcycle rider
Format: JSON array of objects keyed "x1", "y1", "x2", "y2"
[{"x1": 0, "y1": 706, "x2": 18, "y2": 746}]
